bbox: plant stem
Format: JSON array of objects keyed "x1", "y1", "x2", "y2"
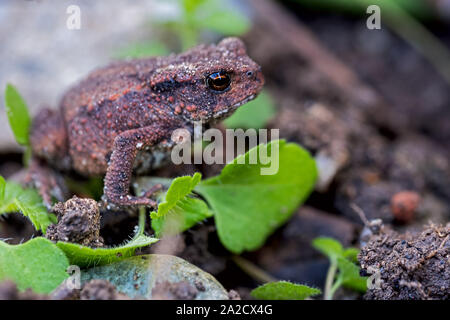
[
  {"x1": 324, "y1": 259, "x2": 337, "y2": 300},
  {"x1": 231, "y1": 255, "x2": 277, "y2": 283},
  {"x1": 135, "y1": 207, "x2": 146, "y2": 237},
  {"x1": 329, "y1": 279, "x2": 342, "y2": 299}
]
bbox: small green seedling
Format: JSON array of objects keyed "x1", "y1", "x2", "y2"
[
  {"x1": 312, "y1": 237, "x2": 367, "y2": 300},
  {"x1": 251, "y1": 281, "x2": 321, "y2": 300}
]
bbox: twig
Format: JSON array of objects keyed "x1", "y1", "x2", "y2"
[{"x1": 350, "y1": 203, "x2": 370, "y2": 226}]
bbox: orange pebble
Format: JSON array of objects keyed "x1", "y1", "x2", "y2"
[{"x1": 391, "y1": 191, "x2": 420, "y2": 224}]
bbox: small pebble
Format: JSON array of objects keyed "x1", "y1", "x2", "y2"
[{"x1": 390, "y1": 191, "x2": 421, "y2": 224}]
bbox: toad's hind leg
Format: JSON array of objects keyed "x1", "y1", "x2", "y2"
[
  {"x1": 30, "y1": 108, "x2": 71, "y2": 171},
  {"x1": 25, "y1": 158, "x2": 69, "y2": 208},
  {"x1": 103, "y1": 124, "x2": 170, "y2": 207},
  {"x1": 28, "y1": 108, "x2": 71, "y2": 207}
]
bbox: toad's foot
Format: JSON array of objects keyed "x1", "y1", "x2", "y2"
[{"x1": 103, "y1": 124, "x2": 170, "y2": 208}]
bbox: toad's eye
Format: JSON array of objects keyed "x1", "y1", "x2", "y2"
[{"x1": 206, "y1": 71, "x2": 231, "y2": 92}]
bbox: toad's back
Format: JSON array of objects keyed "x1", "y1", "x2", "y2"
[{"x1": 59, "y1": 58, "x2": 176, "y2": 176}]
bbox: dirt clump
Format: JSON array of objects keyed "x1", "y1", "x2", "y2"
[
  {"x1": 0, "y1": 280, "x2": 48, "y2": 300},
  {"x1": 228, "y1": 289, "x2": 241, "y2": 300},
  {"x1": 151, "y1": 281, "x2": 198, "y2": 300},
  {"x1": 45, "y1": 196, "x2": 103, "y2": 247},
  {"x1": 50, "y1": 282, "x2": 80, "y2": 300},
  {"x1": 80, "y1": 279, "x2": 129, "y2": 300},
  {"x1": 359, "y1": 223, "x2": 449, "y2": 300}
]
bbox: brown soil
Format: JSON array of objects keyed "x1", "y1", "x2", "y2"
[
  {"x1": 80, "y1": 279, "x2": 129, "y2": 300},
  {"x1": 359, "y1": 223, "x2": 449, "y2": 299},
  {"x1": 0, "y1": 280, "x2": 47, "y2": 300},
  {"x1": 45, "y1": 196, "x2": 103, "y2": 247}
]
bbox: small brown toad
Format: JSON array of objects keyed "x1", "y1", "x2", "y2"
[{"x1": 28, "y1": 38, "x2": 264, "y2": 207}]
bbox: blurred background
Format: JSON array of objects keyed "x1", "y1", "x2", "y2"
[{"x1": 1, "y1": 0, "x2": 449, "y2": 296}]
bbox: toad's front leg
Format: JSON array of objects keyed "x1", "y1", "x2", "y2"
[{"x1": 103, "y1": 125, "x2": 170, "y2": 207}]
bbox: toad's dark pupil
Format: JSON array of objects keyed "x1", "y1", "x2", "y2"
[{"x1": 207, "y1": 72, "x2": 231, "y2": 91}]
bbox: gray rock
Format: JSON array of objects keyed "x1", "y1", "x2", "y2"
[{"x1": 81, "y1": 254, "x2": 229, "y2": 300}]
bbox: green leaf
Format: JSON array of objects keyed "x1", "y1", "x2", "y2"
[
  {"x1": 312, "y1": 237, "x2": 343, "y2": 262},
  {"x1": 4, "y1": 84, "x2": 31, "y2": 146},
  {"x1": 251, "y1": 281, "x2": 321, "y2": 300},
  {"x1": 195, "y1": 140, "x2": 317, "y2": 253},
  {"x1": 56, "y1": 234, "x2": 159, "y2": 268},
  {"x1": 0, "y1": 178, "x2": 56, "y2": 233},
  {"x1": 336, "y1": 257, "x2": 367, "y2": 293},
  {"x1": 224, "y1": 91, "x2": 276, "y2": 129},
  {"x1": 0, "y1": 237, "x2": 69, "y2": 294},
  {"x1": 150, "y1": 173, "x2": 213, "y2": 236},
  {"x1": 343, "y1": 248, "x2": 360, "y2": 263}
]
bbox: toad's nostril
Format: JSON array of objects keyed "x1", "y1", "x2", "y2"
[{"x1": 246, "y1": 70, "x2": 254, "y2": 77}]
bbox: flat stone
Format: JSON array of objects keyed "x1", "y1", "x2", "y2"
[{"x1": 81, "y1": 254, "x2": 229, "y2": 300}]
